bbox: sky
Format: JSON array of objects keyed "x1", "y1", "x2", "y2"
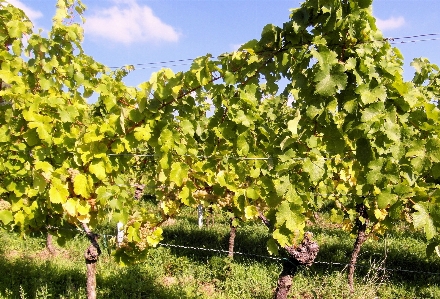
[{"x1": 7, "y1": 0, "x2": 440, "y2": 93}]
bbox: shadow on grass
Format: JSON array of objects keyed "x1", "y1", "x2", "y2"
[
  {"x1": 0, "y1": 255, "x2": 187, "y2": 299},
  {"x1": 162, "y1": 221, "x2": 272, "y2": 263}
]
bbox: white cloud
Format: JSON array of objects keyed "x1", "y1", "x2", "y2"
[
  {"x1": 84, "y1": 0, "x2": 180, "y2": 45},
  {"x1": 376, "y1": 16, "x2": 405, "y2": 31},
  {"x1": 6, "y1": 0, "x2": 43, "y2": 21}
]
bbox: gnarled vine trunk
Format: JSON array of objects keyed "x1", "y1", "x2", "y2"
[
  {"x1": 274, "y1": 234, "x2": 320, "y2": 299},
  {"x1": 83, "y1": 224, "x2": 101, "y2": 299},
  {"x1": 259, "y1": 212, "x2": 319, "y2": 299},
  {"x1": 46, "y1": 233, "x2": 57, "y2": 255},
  {"x1": 348, "y1": 203, "x2": 369, "y2": 294},
  {"x1": 274, "y1": 259, "x2": 296, "y2": 299}
]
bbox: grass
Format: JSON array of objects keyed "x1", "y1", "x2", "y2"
[{"x1": 0, "y1": 206, "x2": 440, "y2": 299}]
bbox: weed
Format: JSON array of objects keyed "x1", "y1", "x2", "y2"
[
  {"x1": 35, "y1": 284, "x2": 52, "y2": 299},
  {"x1": 19, "y1": 286, "x2": 26, "y2": 299}
]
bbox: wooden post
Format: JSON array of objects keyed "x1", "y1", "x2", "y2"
[
  {"x1": 117, "y1": 222, "x2": 124, "y2": 247},
  {"x1": 197, "y1": 205, "x2": 204, "y2": 228},
  {"x1": 228, "y1": 218, "x2": 236, "y2": 258}
]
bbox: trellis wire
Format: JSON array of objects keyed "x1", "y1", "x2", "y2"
[
  {"x1": 106, "y1": 153, "x2": 349, "y2": 160},
  {"x1": 45, "y1": 225, "x2": 440, "y2": 276},
  {"x1": 106, "y1": 33, "x2": 440, "y2": 70},
  {"x1": 159, "y1": 242, "x2": 283, "y2": 262},
  {"x1": 158, "y1": 242, "x2": 440, "y2": 276}
]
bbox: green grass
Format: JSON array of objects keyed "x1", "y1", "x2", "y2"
[{"x1": 0, "y1": 207, "x2": 440, "y2": 298}]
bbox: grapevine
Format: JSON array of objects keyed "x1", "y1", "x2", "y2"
[{"x1": 0, "y1": 1, "x2": 440, "y2": 297}]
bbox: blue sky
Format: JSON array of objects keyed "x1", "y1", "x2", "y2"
[{"x1": 9, "y1": 0, "x2": 440, "y2": 90}]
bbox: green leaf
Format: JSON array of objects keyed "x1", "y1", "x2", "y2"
[
  {"x1": 240, "y1": 84, "x2": 258, "y2": 106},
  {"x1": 6, "y1": 20, "x2": 27, "y2": 38},
  {"x1": 180, "y1": 120, "x2": 194, "y2": 136},
  {"x1": 14, "y1": 211, "x2": 25, "y2": 226},
  {"x1": 170, "y1": 162, "x2": 189, "y2": 187},
  {"x1": 427, "y1": 139, "x2": 440, "y2": 162},
  {"x1": 234, "y1": 110, "x2": 253, "y2": 127},
  {"x1": 377, "y1": 192, "x2": 398, "y2": 209},
  {"x1": 426, "y1": 241, "x2": 440, "y2": 257},
  {"x1": 33, "y1": 173, "x2": 47, "y2": 193},
  {"x1": 356, "y1": 138, "x2": 373, "y2": 166},
  {"x1": 267, "y1": 238, "x2": 279, "y2": 255},
  {"x1": 303, "y1": 158, "x2": 325, "y2": 182},
  {"x1": 11, "y1": 40, "x2": 21, "y2": 56},
  {"x1": 224, "y1": 71, "x2": 236, "y2": 85},
  {"x1": 330, "y1": 208, "x2": 344, "y2": 223},
  {"x1": 356, "y1": 84, "x2": 387, "y2": 105},
  {"x1": 413, "y1": 204, "x2": 437, "y2": 240},
  {"x1": 313, "y1": 61, "x2": 347, "y2": 96},
  {"x1": 23, "y1": 129, "x2": 40, "y2": 146},
  {"x1": 159, "y1": 128, "x2": 174, "y2": 152},
  {"x1": 59, "y1": 106, "x2": 79, "y2": 123},
  {"x1": 96, "y1": 186, "x2": 112, "y2": 205},
  {"x1": 179, "y1": 186, "x2": 193, "y2": 205},
  {"x1": 236, "y1": 134, "x2": 249, "y2": 156},
  {"x1": 127, "y1": 225, "x2": 140, "y2": 242},
  {"x1": 273, "y1": 228, "x2": 291, "y2": 248},
  {"x1": 357, "y1": 0, "x2": 373, "y2": 8},
  {"x1": 361, "y1": 103, "x2": 384, "y2": 123},
  {"x1": 275, "y1": 201, "x2": 305, "y2": 233}
]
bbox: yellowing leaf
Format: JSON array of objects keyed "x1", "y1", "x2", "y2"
[
  {"x1": 49, "y1": 179, "x2": 69, "y2": 204},
  {"x1": 14, "y1": 211, "x2": 25, "y2": 226},
  {"x1": 147, "y1": 227, "x2": 163, "y2": 247},
  {"x1": 287, "y1": 110, "x2": 301, "y2": 135},
  {"x1": 246, "y1": 187, "x2": 260, "y2": 200},
  {"x1": 127, "y1": 225, "x2": 140, "y2": 242},
  {"x1": 35, "y1": 161, "x2": 53, "y2": 173},
  {"x1": 134, "y1": 125, "x2": 151, "y2": 141},
  {"x1": 77, "y1": 201, "x2": 90, "y2": 215},
  {"x1": 336, "y1": 183, "x2": 349, "y2": 194},
  {"x1": 0, "y1": 210, "x2": 13, "y2": 225},
  {"x1": 179, "y1": 186, "x2": 191, "y2": 205},
  {"x1": 244, "y1": 205, "x2": 259, "y2": 219},
  {"x1": 374, "y1": 208, "x2": 387, "y2": 221},
  {"x1": 373, "y1": 187, "x2": 381, "y2": 195},
  {"x1": 89, "y1": 161, "x2": 106, "y2": 180},
  {"x1": 77, "y1": 214, "x2": 90, "y2": 223},
  {"x1": 73, "y1": 174, "x2": 90, "y2": 198},
  {"x1": 63, "y1": 199, "x2": 77, "y2": 216}
]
